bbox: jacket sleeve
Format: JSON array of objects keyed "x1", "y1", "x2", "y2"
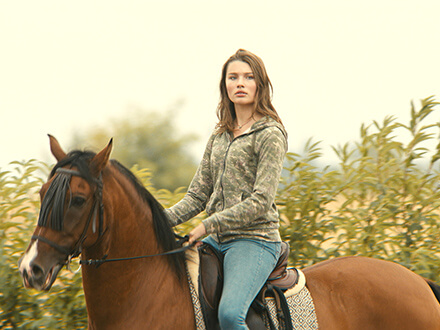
[
  {"x1": 165, "y1": 134, "x2": 215, "y2": 227},
  {"x1": 202, "y1": 127, "x2": 287, "y2": 234}
]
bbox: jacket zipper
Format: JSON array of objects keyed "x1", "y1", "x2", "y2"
[
  {"x1": 217, "y1": 135, "x2": 238, "y2": 241},
  {"x1": 216, "y1": 130, "x2": 257, "y2": 241},
  {"x1": 219, "y1": 131, "x2": 255, "y2": 210}
]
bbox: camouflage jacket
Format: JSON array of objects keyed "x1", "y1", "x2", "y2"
[{"x1": 165, "y1": 116, "x2": 288, "y2": 243}]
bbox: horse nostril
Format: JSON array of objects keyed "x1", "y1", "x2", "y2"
[
  {"x1": 22, "y1": 268, "x2": 29, "y2": 281},
  {"x1": 31, "y1": 264, "x2": 44, "y2": 280}
]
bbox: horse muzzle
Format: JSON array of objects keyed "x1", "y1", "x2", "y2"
[{"x1": 18, "y1": 243, "x2": 65, "y2": 291}]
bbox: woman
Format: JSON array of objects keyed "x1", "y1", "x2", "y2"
[{"x1": 165, "y1": 49, "x2": 288, "y2": 329}]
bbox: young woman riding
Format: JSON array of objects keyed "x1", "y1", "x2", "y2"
[{"x1": 165, "y1": 49, "x2": 287, "y2": 330}]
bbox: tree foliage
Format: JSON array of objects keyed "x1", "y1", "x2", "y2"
[
  {"x1": 72, "y1": 106, "x2": 198, "y2": 191},
  {"x1": 1, "y1": 96, "x2": 440, "y2": 328}
]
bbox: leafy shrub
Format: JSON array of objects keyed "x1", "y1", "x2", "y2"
[
  {"x1": 278, "y1": 96, "x2": 440, "y2": 280},
  {"x1": 0, "y1": 161, "x2": 87, "y2": 329}
]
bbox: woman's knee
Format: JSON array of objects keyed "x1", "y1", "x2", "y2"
[{"x1": 218, "y1": 302, "x2": 246, "y2": 329}]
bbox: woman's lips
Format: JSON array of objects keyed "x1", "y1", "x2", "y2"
[{"x1": 235, "y1": 91, "x2": 247, "y2": 96}]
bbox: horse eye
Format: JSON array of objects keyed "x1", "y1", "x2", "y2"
[{"x1": 71, "y1": 196, "x2": 86, "y2": 208}]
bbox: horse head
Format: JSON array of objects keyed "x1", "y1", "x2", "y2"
[{"x1": 19, "y1": 135, "x2": 112, "y2": 291}]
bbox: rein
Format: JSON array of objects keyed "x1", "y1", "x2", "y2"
[
  {"x1": 80, "y1": 236, "x2": 193, "y2": 267},
  {"x1": 33, "y1": 167, "x2": 193, "y2": 269}
]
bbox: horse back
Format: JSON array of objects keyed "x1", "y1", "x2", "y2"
[{"x1": 303, "y1": 256, "x2": 440, "y2": 329}]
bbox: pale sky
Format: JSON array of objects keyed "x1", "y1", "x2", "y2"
[{"x1": 1, "y1": 1, "x2": 439, "y2": 170}]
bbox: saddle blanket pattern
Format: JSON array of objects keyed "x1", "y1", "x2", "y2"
[
  {"x1": 186, "y1": 268, "x2": 207, "y2": 330},
  {"x1": 263, "y1": 286, "x2": 319, "y2": 329}
]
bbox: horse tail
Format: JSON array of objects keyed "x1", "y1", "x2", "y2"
[{"x1": 426, "y1": 279, "x2": 440, "y2": 304}]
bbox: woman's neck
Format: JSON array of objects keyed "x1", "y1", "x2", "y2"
[
  {"x1": 234, "y1": 105, "x2": 255, "y2": 124},
  {"x1": 232, "y1": 107, "x2": 263, "y2": 137}
]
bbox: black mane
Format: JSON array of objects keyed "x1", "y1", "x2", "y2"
[
  {"x1": 110, "y1": 159, "x2": 186, "y2": 280},
  {"x1": 45, "y1": 150, "x2": 185, "y2": 280}
]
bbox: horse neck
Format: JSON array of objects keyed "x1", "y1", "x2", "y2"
[
  {"x1": 80, "y1": 169, "x2": 194, "y2": 329},
  {"x1": 87, "y1": 169, "x2": 158, "y2": 257}
]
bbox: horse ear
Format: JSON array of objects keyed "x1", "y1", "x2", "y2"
[
  {"x1": 90, "y1": 138, "x2": 113, "y2": 176},
  {"x1": 48, "y1": 134, "x2": 67, "y2": 162}
]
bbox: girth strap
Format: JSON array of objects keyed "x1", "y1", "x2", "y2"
[{"x1": 258, "y1": 284, "x2": 293, "y2": 330}]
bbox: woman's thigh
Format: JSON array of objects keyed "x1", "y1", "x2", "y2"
[{"x1": 221, "y1": 239, "x2": 280, "y2": 303}]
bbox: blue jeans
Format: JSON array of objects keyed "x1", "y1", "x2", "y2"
[{"x1": 203, "y1": 236, "x2": 281, "y2": 330}]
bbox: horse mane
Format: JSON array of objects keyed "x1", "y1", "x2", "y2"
[
  {"x1": 109, "y1": 159, "x2": 186, "y2": 280},
  {"x1": 46, "y1": 150, "x2": 186, "y2": 281}
]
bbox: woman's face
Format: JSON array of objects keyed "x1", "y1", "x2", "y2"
[{"x1": 225, "y1": 61, "x2": 257, "y2": 109}]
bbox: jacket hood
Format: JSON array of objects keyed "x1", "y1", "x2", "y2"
[{"x1": 250, "y1": 116, "x2": 288, "y2": 146}]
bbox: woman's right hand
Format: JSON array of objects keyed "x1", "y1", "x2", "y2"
[{"x1": 188, "y1": 223, "x2": 206, "y2": 246}]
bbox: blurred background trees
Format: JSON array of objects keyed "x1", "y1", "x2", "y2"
[
  {"x1": 71, "y1": 105, "x2": 198, "y2": 191},
  {"x1": 2, "y1": 97, "x2": 440, "y2": 328}
]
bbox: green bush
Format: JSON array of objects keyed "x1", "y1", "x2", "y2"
[
  {"x1": 1, "y1": 96, "x2": 439, "y2": 327},
  {"x1": 278, "y1": 96, "x2": 440, "y2": 280},
  {"x1": 0, "y1": 161, "x2": 87, "y2": 329}
]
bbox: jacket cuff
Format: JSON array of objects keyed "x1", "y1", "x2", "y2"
[{"x1": 202, "y1": 215, "x2": 220, "y2": 234}]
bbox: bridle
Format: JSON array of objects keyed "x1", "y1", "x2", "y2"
[
  {"x1": 32, "y1": 167, "x2": 104, "y2": 269},
  {"x1": 31, "y1": 167, "x2": 193, "y2": 270}
]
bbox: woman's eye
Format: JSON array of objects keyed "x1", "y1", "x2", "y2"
[
  {"x1": 71, "y1": 196, "x2": 86, "y2": 208},
  {"x1": 246, "y1": 75, "x2": 255, "y2": 80}
]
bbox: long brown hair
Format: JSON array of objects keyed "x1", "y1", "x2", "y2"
[{"x1": 216, "y1": 49, "x2": 283, "y2": 133}]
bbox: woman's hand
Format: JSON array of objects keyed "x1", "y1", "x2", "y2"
[{"x1": 188, "y1": 223, "x2": 206, "y2": 245}]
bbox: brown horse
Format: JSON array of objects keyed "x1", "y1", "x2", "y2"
[{"x1": 19, "y1": 136, "x2": 440, "y2": 329}]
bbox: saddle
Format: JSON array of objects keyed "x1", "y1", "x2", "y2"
[{"x1": 198, "y1": 241, "x2": 298, "y2": 330}]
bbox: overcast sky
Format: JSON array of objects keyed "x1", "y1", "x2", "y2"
[{"x1": 1, "y1": 1, "x2": 439, "y2": 170}]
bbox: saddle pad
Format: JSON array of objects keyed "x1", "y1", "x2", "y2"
[
  {"x1": 186, "y1": 266, "x2": 207, "y2": 330},
  {"x1": 285, "y1": 268, "x2": 306, "y2": 297},
  {"x1": 186, "y1": 245, "x2": 201, "y2": 294},
  {"x1": 263, "y1": 285, "x2": 319, "y2": 329}
]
